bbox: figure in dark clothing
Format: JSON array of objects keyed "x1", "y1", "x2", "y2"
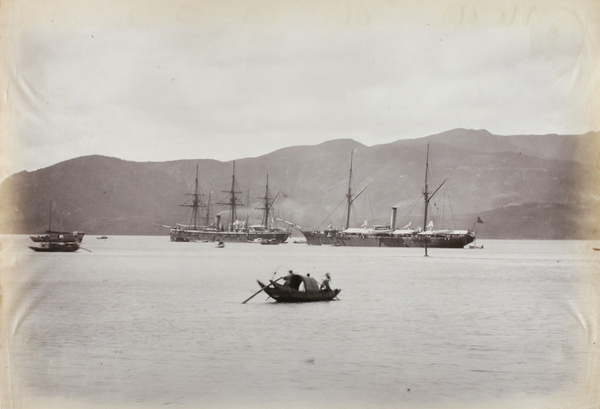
[
  {"x1": 283, "y1": 270, "x2": 294, "y2": 287},
  {"x1": 320, "y1": 273, "x2": 331, "y2": 291}
]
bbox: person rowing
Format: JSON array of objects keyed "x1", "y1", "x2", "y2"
[{"x1": 320, "y1": 273, "x2": 331, "y2": 291}]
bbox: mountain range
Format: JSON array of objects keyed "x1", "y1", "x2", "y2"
[{"x1": 1, "y1": 128, "x2": 599, "y2": 239}]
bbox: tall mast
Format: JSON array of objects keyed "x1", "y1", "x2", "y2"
[
  {"x1": 204, "y1": 191, "x2": 212, "y2": 227},
  {"x1": 343, "y1": 151, "x2": 367, "y2": 230},
  {"x1": 48, "y1": 200, "x2": 52, "y2": 231},
  {"x1": 229, "y1": 162, "x2": 237, "y2": 230},
  {"x1": 180, "y1": 165, "x2": 202, "y2": 229},
  {"x1": 263, "y1": 174, "x2": 270, "y2": 229},
  {"x1": 218, "y1": 161, "x2": 242, "y2": 231},
  {"x1": 422, "y1": 143, "x2": 446, "y2": 231},
  {"x1": 258, "y1": 174, "x2": 278, "y2": 230},
  {"x1": 345, "y1": 151, "x2": 354, "y2": 229},
  {"x1": 245, "y1": 189, "x2": 250, "y2": 230},
  {"x1": 192, "y1": 165, "x2": 200, "y2": 229},
  {"x1": 423, "y1": 144, "x2": 430, "y2": 231}
]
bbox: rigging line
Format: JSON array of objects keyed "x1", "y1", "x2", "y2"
[
  {"x1": 316, "y1": 198, "x2": 347, "y2": 229},
  {"x1": 447, "y1": 188, "x2": 458, "y2": 229},
  {"x1": 397, "y1": 196, "x2": 422, "y2": 220}
]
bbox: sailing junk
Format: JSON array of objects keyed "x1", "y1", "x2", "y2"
[
  {"x1": 170, "y1": 163, "x2": 291, "y2": 243},
  {"x1": 301, "y1": 145, "x2": 476, "y2": 248},
  {"x1": 29, "y1": 201, "x2": 85, "y2": 252}
]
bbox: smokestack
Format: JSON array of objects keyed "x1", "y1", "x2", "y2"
[
  {"x1": 390, "y1": 207, "x2": 397, "y2": 231},
  {"x1": 216, "y1": 215, "x2": 221, "y2": 230}
]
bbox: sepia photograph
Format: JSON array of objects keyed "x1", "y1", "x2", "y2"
[{"x1": 1, "y1": 1, "x2": 599, "y2": 408}]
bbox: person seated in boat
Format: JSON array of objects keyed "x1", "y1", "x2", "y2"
[
  {"x1": 320, "y1": 273, "x2": 331, "y2": 291},
  {"x1": 283, "y1": 270, "x2": 294, "y2": 287}
]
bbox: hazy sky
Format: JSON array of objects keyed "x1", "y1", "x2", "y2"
[{"x1": 1, "y1": 0, "x2": 599, "y2": 180}]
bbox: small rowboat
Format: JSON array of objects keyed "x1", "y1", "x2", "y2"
[{"x1": 256, "y1": 273, "x2": 340, "y2": 303}]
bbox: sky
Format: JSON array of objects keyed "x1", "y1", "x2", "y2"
[{"x1": 1, "y1": 0, "x2": 599, "y2": 181}]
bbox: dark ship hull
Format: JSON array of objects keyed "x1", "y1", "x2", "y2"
[
  {"x1": 29, "y1": 242, "x2": 80, "y2": 252},
  {"x1": 170, "y1": 229, "x2": 290, "y2": 243},
  {"x1": 300, "y1": 230, "x2": 338, "y2": 246},
  {"x1": 30, "y1": 231, "x2": 85, "y2": 243},
  {"x1": 305, "y1": 231, "x2": 475, "y2": 248}
]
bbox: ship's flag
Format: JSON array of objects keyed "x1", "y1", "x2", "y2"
[{"x1": 477, "y1": 216, "x2": 484, "y2": 224}]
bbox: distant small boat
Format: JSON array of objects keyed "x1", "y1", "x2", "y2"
[
  {"x1": 29, "y1": 242, "x2": 80, "y2": 252},
  {"x1": 216, "y1": 241, "x2": 225, "y2": 248},
  {"x1": 256, "y1": 273, "x2": 340, "y2": 303},
  {"x1": 594, "y1": 248, "x2": 600, "y2": 251},
  {"x1": 96, "y1": 236, "x2": 108, "y2": 239}
]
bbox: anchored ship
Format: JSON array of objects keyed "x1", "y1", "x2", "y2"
[
  {"x1": 300, "y1": 151, "x2": 366, "y2": 246},
  {"x1": 302, "y1": 145, "x2": 476, "y2": 248},
  {"x1": 170, "y1": 163, "x2": 291, "y2": 243},
  {"x1": 29, "y1": 201, "x2": 85, "y2": 252},
  {"x1": 29, "y1": 201, "x2": 85, "y2": 244}
]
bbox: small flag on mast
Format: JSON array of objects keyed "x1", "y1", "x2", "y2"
[{"x1": 477, "y1": 216, "x2": 484, "y2": 224}]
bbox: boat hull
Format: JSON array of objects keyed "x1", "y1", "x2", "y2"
[
  {"x1": 303, "y1": 231, "x2": 475, "y2": 248},
  {"x1": 171, "y1": 230, "x2": 291, "y2": 243},
  {"x1": 30, "y1": 231, "x2": 85, "y2": 243},
  {"x1": 335, "y1": 235, "x2": 407, "y2": 247},
  {"x1": 401, "y1": 234, "x2": 475, "y2": 248},
  {"x1": 300, "y1": 230, "x2": 338, "y2": 246},
  {"x1": 29, "y1": 243, "x2": 80, "y2": 252},
  {"x1": 258, "y1": 280, "x2": 340, "y2": 303}
]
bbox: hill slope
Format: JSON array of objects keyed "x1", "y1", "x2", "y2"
[{"x1": 1, "y1": 130, "x2": 598, "y2": 239}]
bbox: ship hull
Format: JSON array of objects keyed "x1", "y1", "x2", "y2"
[
  {"x1": 29, "y1": 243, "x2": 80, "y2": 252},
  {"x1": 300, "y1": 231, "x2": 338, "y2": 246},
  {"x1": 335, "y1": 235, "x2": 408, "y2": 247},
  {"x1": 30, "y1": 231, "x2": 85, "y2": 243},
  {"x1": 302, "y1": 231, "x2": 475, "y2": 248},
  {"x1": 170, "y1": 230, "x2": 291, "y2": 243},
  {"x1": 401, "y1": 234, "x2": 475, "y2": 248}
]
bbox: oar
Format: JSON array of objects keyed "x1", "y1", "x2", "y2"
[
  {"x1": 79, "y1": 247, "x2": 92, "y2": 252},
  {"x1": 242, "y1": 276, "x2": 283, "y2": 304}
]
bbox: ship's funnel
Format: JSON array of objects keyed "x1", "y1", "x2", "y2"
[
  {"x1": 216, "y1": 214, "x2": 221, "y2": 230},
  {"x1": 390, "y1": 207, "x2": 397, "y2": 231}
]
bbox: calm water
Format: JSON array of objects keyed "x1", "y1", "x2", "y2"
[{"x1": 1, "y1": 236, "x2": 599, "y2": 409}]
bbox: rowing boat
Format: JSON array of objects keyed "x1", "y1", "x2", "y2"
[{"x1": 256, "y1": 273, "x2": 340, "y2": 303}]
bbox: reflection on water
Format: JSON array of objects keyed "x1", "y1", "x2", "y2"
[{"x1": 2, "y1": 236, "x2": 598, "y2": 409}]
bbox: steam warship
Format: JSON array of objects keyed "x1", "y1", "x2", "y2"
[
  {"x1": 170, "y1": 163, "x2": 291, "y2": 243},
  {"x1": 301, "y1": 145, "x2": 476, "y2": 248}
]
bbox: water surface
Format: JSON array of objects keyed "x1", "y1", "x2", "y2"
[{"x1": 2, "y1": 236, "x2": 599, "y2": 409}]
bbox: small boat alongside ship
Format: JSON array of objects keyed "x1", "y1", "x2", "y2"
[
  {"x1": 301, "y1": 145, "x2": 476, "y2": 248},
  {"x1": 169, "y1": 163, "x2": 291, "y2": 244},
  {"x1": 255, "y1": 273, "x2": 340, "y2": 303}
]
